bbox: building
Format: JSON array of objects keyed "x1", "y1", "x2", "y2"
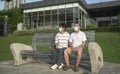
[
  {"x1": 4, "y1": 0, "x2": 25, "y2": 10},
  {"x1": 20, "y1": 0, "x2": 120, "y2": 29}
]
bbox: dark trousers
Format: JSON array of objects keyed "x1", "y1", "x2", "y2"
[{"x1": 52, "y1": 48, "x2": 66, "y2": 66}]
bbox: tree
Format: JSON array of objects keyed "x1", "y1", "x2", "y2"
[
  {"x1": 8, "y1": 7, "x2": 23, "y2": 33},
  {"x1": 0, "y1": 8, "x2": 23, "y2": 35},
  {"x1": 0, "y1": 10, "x2": 9, "y2": 35}
]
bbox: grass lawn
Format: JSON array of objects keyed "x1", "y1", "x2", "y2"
[
  {"x1": 0, "y1": 32, "x2": 120, "y2": 64},
  {"x1": 96, "y1": 32, "x2": 120, "y2": 64}
]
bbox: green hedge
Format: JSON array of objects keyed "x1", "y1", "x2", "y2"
[
  {"x1": 96, "y1": 27, "x2": 120, "y2": 32},
  {"x1": 13, "y1": 28, "x2": 95, "y2": 36},
  {"x1": 13, "y1": 27, "x2": 120, "y2": 36},
  {"x1": 86, "y1": 24, "x2": 96, "y2": 29},
  {"x1": 13, "y1": 28, "x2": 74, "y2": 36}
]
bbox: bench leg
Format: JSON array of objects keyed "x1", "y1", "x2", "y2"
[
  {"x1": 88, "y1": 42, "x2": 104, "y2": 73},
  {"x1": 10, "y1": 43, "x2": 34, "y2": 65}
]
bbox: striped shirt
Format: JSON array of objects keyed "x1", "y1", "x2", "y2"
[{"x1": 55, "y1": 32, "x2": 70, "y2": 48}]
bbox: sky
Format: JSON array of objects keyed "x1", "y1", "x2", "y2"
[{"x1": 0, "y1": 0, "x2": 115, "y2": 10}]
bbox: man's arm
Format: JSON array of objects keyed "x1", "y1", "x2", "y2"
[{"x1": 79, "y1": 41, "x2": 86, "y2": 48}]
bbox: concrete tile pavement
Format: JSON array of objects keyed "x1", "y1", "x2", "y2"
[{"x1": 0, "y1": 60, "x2": 120, "y2": 74}]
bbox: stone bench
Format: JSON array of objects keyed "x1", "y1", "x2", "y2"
[{"x1": 10, "y1": 30, "x2": 104, "y2": 73}]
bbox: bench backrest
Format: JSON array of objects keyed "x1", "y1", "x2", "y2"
[
  {"x1": 84, "y1": 30, "x2": 95, "y2": 44},
  {"x1": 32, "y1": 30, "x2": 95, "y2": 49}
]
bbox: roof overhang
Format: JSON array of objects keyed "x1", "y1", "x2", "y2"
[
  {"x1": 20, "y1": 0, "x2": 120, "y2": 17},
  {"x1": 87, "y1": 1, "x2": 120, "y2": 17}
]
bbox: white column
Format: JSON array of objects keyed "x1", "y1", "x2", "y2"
[
  {"x1": 84, "y1": 15, "x2": 87, "y2": 29},
  {"x1": 81, "y1": 10, "x2": 82, "y2": 28}
]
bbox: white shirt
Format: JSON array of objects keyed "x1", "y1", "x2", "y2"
[
  {"x1": 69, "y1": 31, "x2": 87, "y2": 48},
  {"x1": 55, "y1": 32, "x2": 70, "y2": 48}
]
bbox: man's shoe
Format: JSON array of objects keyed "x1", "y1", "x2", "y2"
[
  {"x1": 74, "y1": 66, "x2": 79, "y2": 72},
  {"x1": 51, "y1": 64, "x2": 58, "y2": 70},
  {"x1": 63, "y1": 65, "x2": 70, "y2": 71},
  {"x1": 58, "y1": 63, "x2": 64, "y2": 69}
]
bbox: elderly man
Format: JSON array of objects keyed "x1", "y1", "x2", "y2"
[{"x1": 63, "y1": 23, "x2": 87, "y2": 71}]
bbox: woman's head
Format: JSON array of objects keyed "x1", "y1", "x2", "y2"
[{"x1": 59, "y1": 23, "x2": 66, "y2": 32}]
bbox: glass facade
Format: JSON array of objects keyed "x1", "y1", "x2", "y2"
[{"x1": 23, "y1": 3, "x2": 87, "y2": 29}]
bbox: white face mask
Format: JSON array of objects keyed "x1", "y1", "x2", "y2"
[
  {"x1": 59, "y1": 27, "x2": 62, "y2": 32},
  {"x1": 73, "y1": 27, "x2": 79, "y2": 32}
]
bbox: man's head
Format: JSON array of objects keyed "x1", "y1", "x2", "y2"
[
  {"x1": 59, "y1": 23, "x2": 66, "y2": 32},
  {"x1": 73, "y1": 23, "x2": 80, "y2": 32}
]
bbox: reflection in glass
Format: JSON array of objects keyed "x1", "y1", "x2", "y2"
[
  {"x1": 52, "y1": 10, "x2": 58, "y2": 14},
  {"x1": 59, "y1": 9, "x2": 65, "y2": 14},
  {"x1": 59, "y1": 13, "x2": 65, "y2": 22},
  {"x1": 45, "y1": 10, "x2": 51, "y2": 14},
  {"x1": 52, "y1": 14, "x2": 57, "y2": 22},
  {"x1": 39, "y1": 11, "x2": 44, "y2": 15},
  {"x1": 66, "y1": 8, "x2": 73, "y2": 13}
]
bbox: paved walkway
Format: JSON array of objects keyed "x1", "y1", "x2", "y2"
[{"x1": 0, "y1": 60, "x2": 120, "y2": 74}]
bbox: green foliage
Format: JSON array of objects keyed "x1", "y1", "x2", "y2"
[
  {"x1": 0, "y1": 8, "x2": 23, "y2": 34},
  {"x1": 96, "y1": 27, "x2": 120, "y2": 32},
  {"x1": 86, "y1": 24, "x2": 96, "y2": 29},
  {"x1": 13, "y1": 28, "x2": 94, "y2": 36},
  {"x1": 13, "y1": 28, "x2": 58, "y2": 36},
  {"x1": 13, "y1": 28, "x2": 73, "y2": 36},
  {"x1": 107, "y1": 23, "x2": 119, "y2": 27},
  {"x1": 8, "y1": 8, "x2": 23, "y2": 33}
]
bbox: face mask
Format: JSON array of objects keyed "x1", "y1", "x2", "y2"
[
  {"x1": 73, "y1": 27, "x2": 79, "y2": 32},
  {"x1": 59, "y1": 27, "x2": 62, "y2": 32}
]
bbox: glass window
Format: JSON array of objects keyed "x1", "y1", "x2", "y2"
[
  {"x1": 45, "y1": 10, "x2": 51, "y2": 15},
  {"x1": 59, "y1": 9, "x2": 65, "y2": 14},
  {"x1": 73, "y1": 12, "x2": 79, "y2": 23},
  {"x1": 39, "y1": 16, "x2": 44, "y2": 24},
  {"x1": 39, "y1": 11, "x2": 44, "y2": 15},
  {"x1": 73, "y1": 7, "x2": 78, "y2": 12},
  {"x1": 52, "y1": 14, "x2": 57, "y2": 22},
  {"x1": 45, "y1": 15, "x2": 51, "y2": 23},
  {"x1": 66, "y1": 8, "x2": 73, "y2": 13},
  {"x1": 24, "y1": 13, "x2": 31, "y2": 18},
  {"x1": 66, "y1": 21, "x2": 73, "y2": 27},
  {"x1": 33, "y1": 12, "x2": 37, "y2": 16},
  {"x1": 59, "y1": 13, "x2": 65, "y2": 22},
  {"x1": 52, "y1": 22, "x2": 58, "y2": 27},
  {"x1": 66, "y1": 13, "x2": 73, "y2": 22},
  {"x1": 52, "y1": 10, "x2": 58, "y2": 14}
]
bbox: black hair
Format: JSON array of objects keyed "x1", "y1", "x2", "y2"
[{"x1": 59, "y1": 23, "x2": 66, "y2": 28}]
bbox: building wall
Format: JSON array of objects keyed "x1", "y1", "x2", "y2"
[
  {"x1": 23, "y1": 2, "x2": 88, "y2": 29},
  {"x1": 4, "y1": 0, "x2": 25, "y2": 10}
]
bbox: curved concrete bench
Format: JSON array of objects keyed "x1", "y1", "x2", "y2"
[
  {"x1": 10, "y1": 43, "x2": 35, "y2": 65},
  {"x1": 88, "y1": 42, "x2": 104, "y2": 73}
]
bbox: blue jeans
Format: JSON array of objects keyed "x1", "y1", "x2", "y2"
[{"x1": 52, "y1": 48, "x2": 66, "y2": 66}]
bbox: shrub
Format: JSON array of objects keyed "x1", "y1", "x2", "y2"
[
  {"x1": 107, "y1": 23, "x2": 119, "y2": 27},
  {"x1": 13, "y1": 27, "x2": 96, "y2": 36},
  {"x1": 86, "y1": 24, "x2": 96, "y2": 29},
  {"x1": 13, "y1": 28, "x2": 58, "y2": 36},
  {"x1": 96, "y1": 27, "x2": 120, "y2": 32}
]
